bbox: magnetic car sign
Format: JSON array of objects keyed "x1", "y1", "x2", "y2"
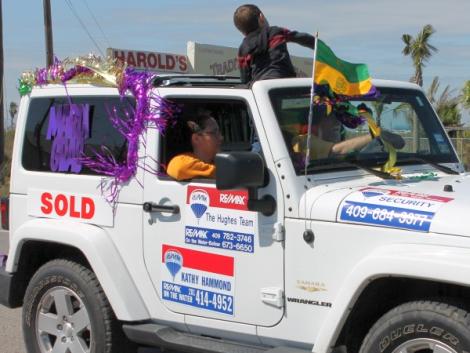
[
  {"x1": 161, "y1": 244, "x2": 235, "y2": 315},
  {"x1": 338, "y1": 187, "x2": 453, "y2": 232},
  {"x1": 184, "y1": 186, "x2": 256, "y2": 253}
]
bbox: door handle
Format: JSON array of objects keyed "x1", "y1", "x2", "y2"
[{"x1": 143, "y1": 202, "x2": 180, "y2": 214}]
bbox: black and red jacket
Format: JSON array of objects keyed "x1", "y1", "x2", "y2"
[{"x1": 237, "y1": 26, "x2": 316, "y2": 84}]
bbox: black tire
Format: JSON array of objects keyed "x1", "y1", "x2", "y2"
[
  {"x1": 359, "y1": 301, "x2": 470, "y2": 353},
  {"x1": 22, "y1": 259, "x2": 137, "y2": 353}
]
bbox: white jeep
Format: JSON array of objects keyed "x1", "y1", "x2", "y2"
[{"x1": 1, "y1": 76, "x2": 469, "y2": 353}]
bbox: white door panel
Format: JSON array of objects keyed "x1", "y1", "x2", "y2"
[{"x1": 143, "y1": 89, "x2": 284, "y2": 327}]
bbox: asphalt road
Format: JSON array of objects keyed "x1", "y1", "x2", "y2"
[
  {"x1": 0, "y1": 229, "x2": 8, "y2": 255},
  {"x1": 0, "y1": 230, "x2": 165, "y2": 353},
  {"x1": 0, "y1": 306, "x2": 24, "y2": 353}
]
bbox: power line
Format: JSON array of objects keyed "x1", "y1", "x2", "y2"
[
  {"x1": 64, "y1": 0, "x2": 105, "y2": 57},
  {"x1": 82, "y1": 0, "x2": 112, "y2": 48}
]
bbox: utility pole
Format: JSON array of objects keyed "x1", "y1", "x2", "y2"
[
  {"x1": 0, "y1": 0, "x2": 4, "y2": 166},
  {"x1": 43, "y1": 0, "x2": 54, "y2": 67}
]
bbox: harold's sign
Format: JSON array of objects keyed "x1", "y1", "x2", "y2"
[
  {"x1": 107, "y1": 48, "x2": 190, "y2": 73},
  {"x1": 107, "y1": 42, "x2": 313, "y2": 77}
]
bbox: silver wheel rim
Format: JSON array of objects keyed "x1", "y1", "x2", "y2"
[
  {"x1": 391, "y1": 338, "x2": 458, "y2": 353},
  {"x1": 35, "y1": 286, "x2": 92, "y2": 353}
]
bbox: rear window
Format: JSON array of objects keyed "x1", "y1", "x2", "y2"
[{"x1": 22, "y1": 96, "x2": 133, "y2": 174}]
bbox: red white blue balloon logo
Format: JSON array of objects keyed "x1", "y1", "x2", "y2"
[
  {"x1": 189, "y1": 189, "x2": 210, "y2": 222},
  {"x1": 164, "y1": 250, "x2": 183, "y2": 280}
]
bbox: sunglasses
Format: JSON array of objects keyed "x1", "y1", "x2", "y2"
[{"x1": 199, "y1": 127, "x2": 221, "y2": 137}]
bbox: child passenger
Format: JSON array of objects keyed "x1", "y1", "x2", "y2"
[{"x1": 234, "y1": 4, "x2": 316, "y2": 85}]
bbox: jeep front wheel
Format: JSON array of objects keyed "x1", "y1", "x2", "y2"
[
  {"x1": 359, "y1": 301, "x2": 470, "y2": 353},
  {"x1": 22, "y1": 259, "x2": 135, "y2": 353}
]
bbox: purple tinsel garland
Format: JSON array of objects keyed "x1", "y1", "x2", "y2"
[
  {"x1": 80, "y1": 67, "x2": 180, "y2": 203},
  {"x1": 34, "y1": 58, "x2": 93, "y2": 86}
]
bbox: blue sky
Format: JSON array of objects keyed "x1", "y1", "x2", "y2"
[{"x1": 3, "y1": 0, "x2": 470, "y2": 126}]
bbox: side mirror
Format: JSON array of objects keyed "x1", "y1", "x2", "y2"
[
  {"x1": 215, "y1": 152, "x2": 265, "y2": 190},
  {"x1": 215, "y1": 152, "x2": 275, "y2": 216}
]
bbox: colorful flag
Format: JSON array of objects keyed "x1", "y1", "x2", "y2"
[{"x1": 314, "y1": 39, "x2": 376, "y2": 96}]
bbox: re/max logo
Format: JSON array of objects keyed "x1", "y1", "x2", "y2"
[{"x1": 219, "y1": 193, "x2": 246, "y2": 206}]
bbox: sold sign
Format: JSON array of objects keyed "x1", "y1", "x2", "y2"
[
  {"x1": 40, "y1": 192, "x2": 95, "y2": 219},
  {"x1": 27, "y1": 189, "x2": 113, "y2": 227}
]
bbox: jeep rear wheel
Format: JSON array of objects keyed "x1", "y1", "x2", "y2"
[
  {"x1": 359, "y1": 301, "x2": 470, "y2": 353},
  {"x1": 22, "y1": 259, "x2": 136, "y2": 353}
]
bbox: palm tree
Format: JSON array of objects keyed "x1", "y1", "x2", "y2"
[
  {"x1": 462, "y1": 80, "x2": 470, "y2": 110},
  {"x1": 402, "y1": 24, "x2": 438, "y2": 87},
  {"x1": 370, "y1": 101, "x2": 385, "y2": 126},
  {"x1": 426, "y1": 76, "x2": 461, "y2": 126}
]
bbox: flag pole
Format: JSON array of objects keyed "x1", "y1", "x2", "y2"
[{"x1": 304, "y1": 31, "x2": 319, "y2": 176}]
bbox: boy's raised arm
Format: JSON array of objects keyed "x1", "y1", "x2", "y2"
[{"x1": 285, "y1": 29, "x2": 316, "y2": 50}]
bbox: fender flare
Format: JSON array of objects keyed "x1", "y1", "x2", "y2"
[
  {"x1": 7, "y1": 218, "x2": 149, "y2": 321},
  {"x1": 313, "y1": 243, "x2": 470, "y2": 353}
]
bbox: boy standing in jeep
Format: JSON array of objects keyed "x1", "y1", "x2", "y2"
[{"x1": 234, "y1": 4, "x2": 316, "y2": 84}]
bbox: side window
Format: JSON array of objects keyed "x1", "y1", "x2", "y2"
[
  {"x1": 22, "y1": 96, "x2": 133, "y2": 174},
  {"x1": 161, "y1": 98, "x2": 256, "y2": 171}
]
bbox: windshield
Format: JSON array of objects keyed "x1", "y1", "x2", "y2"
[{"x1": 269, "y1": 86, "x2": 458, "y2": 175}]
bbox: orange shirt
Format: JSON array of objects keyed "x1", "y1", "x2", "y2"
[{"x1": 166, "y1": 153, "x2": 216, "y2": 181}]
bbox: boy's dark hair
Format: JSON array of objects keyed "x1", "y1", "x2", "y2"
[{"x1": 233, "y1": 4, "x2": 262, "y2": 35}]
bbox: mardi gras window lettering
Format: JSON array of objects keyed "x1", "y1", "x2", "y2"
[
  {"x1": 47, "y1": 104, "x2": 90, "y2": 173},
  {"x1": 22, "y1": 96, "x2": 133, "y2": 175}
]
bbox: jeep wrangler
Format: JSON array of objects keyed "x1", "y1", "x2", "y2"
[{"x1": 1, "y1": 75, "x2": 469, "y2": 353}]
